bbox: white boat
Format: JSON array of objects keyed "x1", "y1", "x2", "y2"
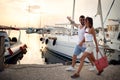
[
  {"x1": 18, "y1": 27, "x2": 44, "y2": 34},
  {"x1": 0, "y1": 26, "x2": 27, "y2": 64},
  {"x1": 40, "y1": 25, "x2": 106, "y2": 63},
  {"x1": 103, "y1": 19, "x2": 120, "y2": 62},
  {"x1": 41, "y1": 26, "x2": 80, "y2": 60},
  {"x1": 40, "y1": 0, "x2": 120, "y2": 64},
  {"x1": 106, "y1": 19, "x2": 120, "y2": 51}
]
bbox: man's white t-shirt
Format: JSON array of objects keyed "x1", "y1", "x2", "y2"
[{"x1": 77, "y1": 25, "x2": 86, "y2": 47}]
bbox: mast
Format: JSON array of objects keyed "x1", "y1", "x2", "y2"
[
  {"x1": 97, "y1": 0, "x2": 115, "y2": 43},
  {"x1": 96, "y1": 0, "x2": 106, "y2": 45},
  {"x1": 103, "y1": 0, "x2": 115, "y2": 24},
  {"x1": 71, "y1": 0, "x2": 75, "y2": 35},
  {"x1": 72, "y1": 0, "x2": 75, "y2": 21},
  {"x1": 99, "y1": 0, "x2": 106, "y2": 44}
]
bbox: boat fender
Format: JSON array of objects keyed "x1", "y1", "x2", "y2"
[
  {"x1": 45, "y1": 39, "x2": 49, "y2": 44},
  {"x1": 11, "y1": 37, "x2": 17, "y2": 42},
  {"x1": 23, "y1": 44, "x2": 27, "y2": 48},
  {"x1": 20, "y1": 46, "x2": 25, "y2": 51},
  {"x1": 41, "y1": 51, "x2": 44, "y2": 58},
  {"x1": 19, "y1": 45, "x2": 27, "y2": 54},
  {"x1": 7, "y1": 48, "x2": 13, "y2": 55},
  {"x1": 45, "y1": 58, "x2": 48, "y2": 63},
  {"x1": 53, "y1": 39, "x2": 56, "y2": 46},
  {"x1": 40, "y1": 37, "x2": 43, "y2": 41}
]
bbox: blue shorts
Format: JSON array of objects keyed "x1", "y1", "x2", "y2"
[{"x1": 73, "y1": 45, "x2": 86, "y2": 56}]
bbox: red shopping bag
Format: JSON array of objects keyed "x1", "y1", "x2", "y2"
[{"x1": 95, "y1": 51, "x2": 108, "y2": 71}]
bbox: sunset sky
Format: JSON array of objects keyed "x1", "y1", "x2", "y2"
[{"x1": 0, "y1": 0, "x2": 120, "y2": 28}]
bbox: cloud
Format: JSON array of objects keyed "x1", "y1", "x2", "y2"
[
  {"x1": 29, "y1": 5, "x2": 40, "y2": 9},
  {"x1": 26, "y1": 5, "x2": 41, "y2": 14}
]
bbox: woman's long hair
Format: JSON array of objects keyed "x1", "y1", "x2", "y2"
[{"x1": 86, "y1": 17, "x2": 93, "y2": 28}]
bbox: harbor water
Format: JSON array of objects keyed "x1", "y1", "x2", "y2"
[
  {"x1": 9, "y1": 30, "x2": 68, "y2": 64},
  {"x1": 9, "y1": 30, "x2": 44, "y2": 64}
]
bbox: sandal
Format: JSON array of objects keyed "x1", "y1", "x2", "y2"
[
  {"x1": 71, "y1": 73, "x2": 80, "y2": 78},
  {"x1": 97, "y1": 70, "x2": 104, "y2": 75}
]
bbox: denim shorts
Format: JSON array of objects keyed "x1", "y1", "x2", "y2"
[{"x1": 73, "y1": 45, "x2": 86, "y2": 56}]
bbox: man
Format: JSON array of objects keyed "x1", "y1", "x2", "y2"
[{"x1": 66, "y1": 15, "x2": 96, "y2": 71}]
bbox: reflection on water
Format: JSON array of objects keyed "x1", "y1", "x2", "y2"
[
  {"x1": 43, "y1": 48, "x2": 72, "y2": 65},
  {"x1": 9, "y1": 30, "x2": 44, "y2": 64}
]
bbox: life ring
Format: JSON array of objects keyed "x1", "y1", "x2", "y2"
[
  {"x1": 40, "y1": 37, "x2": 43, "y2": 41},
  {"x1": 52, "y1": 39, "x2": 56, "y2": 46},
  {"x1": 45, "y1": 39, "x2": 49, "y2": 44}
]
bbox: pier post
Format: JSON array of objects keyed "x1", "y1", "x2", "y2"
[{"x1": 0, "y1": 36, "x2": 5, "y2": 72}]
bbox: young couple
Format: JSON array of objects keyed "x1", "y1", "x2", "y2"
[{"x1": 66, "y1": 15, "x2": 103, "y2": 78}]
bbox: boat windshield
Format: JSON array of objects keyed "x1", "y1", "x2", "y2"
[
  {"x1": 107, "y1": 25, "x2": 119, "y2": 32},
  {"x1": 50, "y1": 27, "x2": 71, "y2": 35}
]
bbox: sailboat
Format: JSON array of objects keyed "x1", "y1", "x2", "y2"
[
  {"x1": 40, "y1": 0, "x2": 120, "y2": 64},
  {"x1": 103, "y1": 19, "x2": 120, "y2": 63},
  {"x1": 40, "y1": 0, "x2": 97, "y2": 63},
  {"x1": 96, "y1": 0, "x2": 120, "y2": 64}
]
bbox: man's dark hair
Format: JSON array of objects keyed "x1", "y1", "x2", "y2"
[{"x1": 80, "y1": 15, "x2": 85, "y2": 18}]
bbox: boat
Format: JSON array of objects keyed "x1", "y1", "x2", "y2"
[
  {"x1": 40, "y1": 0, "x2": 120, "y2": 64},
  {"x1": 39, "y1": 0, "x2": 101, "y2": 63},
  {"x1": 40, "y1": 26, "x2": 83, "y2": 62},
  {"x1": 106, "y1": 19, "x2": 120, "y2": 51},
  {"x1": 17, "y1": 27, "x2": 44, "y2": 34},
  {"x1": 98, "y1": 19, "x2": 120, "y2": 64},
  {"x1": 0, "y1": 25, "x2": 27, "y2": 64}
]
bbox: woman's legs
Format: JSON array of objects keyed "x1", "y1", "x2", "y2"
[
  {"x1": 71, "y1": 52, "x2": 90, "y2": 78},
  {"x1": 88, "y1": 53, "x2": 104, "y2": 75},
  {"x1": 76, "y1": 52, "x2": 95, "y2": 73},
  {"x1": 87, "y1": 53, "x2": 95, "y2": 66},
  {"x1": 76, "y1": 52, "x2": 89, "y2": 74},
  {"x1": 89, "y1": 53, "x2": 95, "y2": 62}
]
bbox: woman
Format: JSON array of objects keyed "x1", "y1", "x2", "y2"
[{"x1": 71, "y1": 17, "x2": 102, "y2": 78}]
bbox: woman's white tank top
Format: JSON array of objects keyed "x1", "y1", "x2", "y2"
[{"x1": 84, "y1": 28, "x2": 93, "y2": 41}]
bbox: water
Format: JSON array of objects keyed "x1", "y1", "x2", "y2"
[
  {"x1": 8, "y1": 30, "x2": 68, "y2": 64},
  {"x1": 9, "y1": 30, "x2": 44, "y2": 64}
]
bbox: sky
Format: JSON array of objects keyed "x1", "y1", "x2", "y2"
[{"x1": 0, "y1": 0, "x2": 120, "y2": 28}]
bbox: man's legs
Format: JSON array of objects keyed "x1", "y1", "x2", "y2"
[
  {"x1": 66, "y1": 54, "x2": 77, "y2": 71},
  {"x1": 66, "y1": 45, "x2": 81, "y2": 71},
  {"x1": 71, "y1": 55, "x2": 77, "y2": 67}
]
